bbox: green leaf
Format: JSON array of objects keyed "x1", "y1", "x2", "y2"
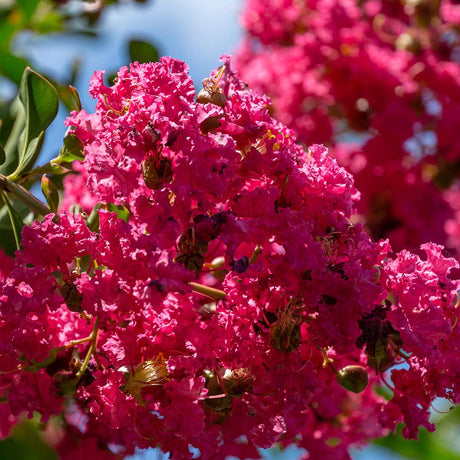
[
  {"x1": 41, "y1": 174, "x2": 59, "y2": 213},
  {"x1": 129, "y1": 39, "x2": 160, "y2": 63},
  {"x1": 10, "y1": 67, "x2": 58, "y2": 180},
  {"x1": 0, "y1": 197, "x2": 30, "y2": 255},
  {"x1": 57, "y1": 133, "x2": 84, "y2": 162},
  {"x1": 68, "y1": 85, "x2": 82, "y2": 111},
  {"x1": 86, "y1": 202, "x2": 104, "y2": 232},
  {"x1": 0, "y1": 190, "x2": 24, "y2": 251},
  {"x1": 21, "y1": 348, "x2": 58, "y2": 372},
  {"x1": 85, "y1": 202, "x2": 130, "y2": 232},
  {"x1": 375, "y1": 408, "x2": 460, "y2": 460},
  {"x1": 0, "y1": 418, "x2": 59, "y2": 460},
  {"x1": 17, "y1": 0, "x2": 40, "y2": 21},
  {"x1": 0, "y1": 51, "x2": 29, "y2": 85},
  {"x1": 105, "y1": 202, "x2": 130, "y2": 223},
  {"x1": 0, "y1": 97, "x2": 25, "y2": 175},
  {"x1": 0, "y1": 143, "x2": 5, "y2": 166}
]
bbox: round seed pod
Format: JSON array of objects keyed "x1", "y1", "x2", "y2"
[
  {"x1": 197, "y1": 88, "x2": 212, "y2": 104},
  {"x1": 211, "y1": 90, "x2": 227, "y2": 108},
  {"x1": 336, "y1": 365, "x2": 369, "y2": 393}
]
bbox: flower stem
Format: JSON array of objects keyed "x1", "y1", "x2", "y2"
[
  {"x1": 189, "y1": 282, "x2": 226, "y2": 300},
  {"x1": 74, "y1": 317, "x2": 100, "y2": 382},
  {"x1": 64, "y1": 336, "x2": 93, "y2": 348},
  {"x1": 0, "y1": 173, "x2": 52, "y2": 216},
  {"x1": 249, "y1": 245, "x2": 261, "y2": 264}
]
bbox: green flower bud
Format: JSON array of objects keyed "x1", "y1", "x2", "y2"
[{"x1": 336, "y1": 365, "x2": 369, "y2": 393}]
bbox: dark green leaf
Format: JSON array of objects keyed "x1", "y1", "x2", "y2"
[
  {"x1": 0, "y1": 191, "x2": 24, "y2": 251},
  {"x1": 0, "y1": 97, "x2": 25, "y2": 175},
  {"x1": 0, "y1": 208, "x2": 20, "y2": 255},
  {"x1": 41, "y1": 174, "x2": 59, "y2": 213},
  {"x1": 0, "y1": 196, "x2": 30, "y2": 255},
  {"x1": 10, "y1": 67, "x2": 58, "y2": 180},
  {"x1": 86, "y1": 202, "x2": 104, "y2": 232},
  {"x1": 0, "y1": 143, "x2": 5, "y2": 166},
  {"x1": 129, "y1": 39, "x2": 160, "y2": 63},
  {"x1": 0, "y1": 52, "x2": 29, "y2": 85},
  {"x1": 57, "y1": 134, "x2": 84, "y2": 162},
  {"x1": 21, "y1": 348, "x2": 58, "y2": 372}
]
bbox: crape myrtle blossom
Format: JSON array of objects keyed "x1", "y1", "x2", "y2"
[
  {"x1": 236, "y1": 0, "x2": 460, "y2": 254},
  {"x1": 0, "y1": 57, "x2": 459, "y2": 459}
]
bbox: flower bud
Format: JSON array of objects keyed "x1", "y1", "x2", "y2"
[
  {"x1": 211, "y1": 89, "x2": 227, "y2": 108},
  {"x1": 142, "y1": 155, "x2": 173, "y2": 190},
  {"x1": 222, "y1": 367, "x2": 255, "y2": 396},
  {"x1": 121, "y1": 354, "x2": 170, "y2": 404},
  {"x1": 200, "y1": 115, "x2": 222, "y2": 134},
  {"x1": 60, "y1": 280, "x2": 82, "y2": 313},
  {"x1": 336, "y1": 365, "x2": 369, "y2": 393},
  {"x1": 203, "y1": 369, "x2": 233, "y2": 415},
  {"x1": 198, "y1": 302, "x2": 216, "y2": 318},
  {"x1": 197, "y1": 88, "x2": 213, "y2": 104}
]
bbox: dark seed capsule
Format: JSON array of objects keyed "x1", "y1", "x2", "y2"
[
  {"x1": 197, "y1": 88, "x2": 212, "y2": 104},
  {"x1": 200, "y1": 116, "x2": 222, "y2": 135},
  {"x1": 336, "y1": 365, "x2": 369, "y2": 393},
  {"x1": 60, "y1": 281, "x2": 82, "y2": 313},
  {"x1": 142, "y1": 155, "x2": 173, "y2": 190},
  {"x1": 211, "y1": 90, "x2": 227, "y2": 108}
]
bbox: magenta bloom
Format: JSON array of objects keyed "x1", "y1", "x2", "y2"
[
  {"x1": 0, "y1": 57, "x2": 459, "y2": 459},
  {"x1": 236, "y1": 0, "x2": 460, "y2": 255}
]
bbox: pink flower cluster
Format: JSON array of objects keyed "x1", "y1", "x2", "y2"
[
  {"x1": 236, "y1": 0, "x2": 460, "y2": 254},
  {"x1": 1, "y1": 58, "x2": 459, "y2": 459}
]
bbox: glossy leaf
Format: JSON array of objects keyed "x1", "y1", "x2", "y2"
[
  {"x1": 0, "y1": 191, "x2": 24, "y2": 251},
  {"x1": 57, "y1": 134, "x2": 84, "y2": 162},
  {"x1": 10, "y1": 67, "x2": 59, "y2": 180},
  {"x1": 0, "y1": 97, "x2": 25, "y2": 175},
  {"x1": 129, "y1": 39, "x2": 160, "y2": 63},
  {"x1": 86, "y1": 202, "x2": 104, "y2": 232},
  {"x1": 41, "y1": 174, "x2": 59, "y2": 214}
]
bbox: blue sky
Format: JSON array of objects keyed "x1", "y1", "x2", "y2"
[{"x1": 16, "y1": 0, "x2": 244, "y2": 164}]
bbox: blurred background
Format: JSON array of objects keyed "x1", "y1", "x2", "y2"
[{"x1": 0, "y1": 0, "x2": 459, "y2": 458}]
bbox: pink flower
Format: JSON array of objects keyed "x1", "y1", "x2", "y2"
[{"x1": 1, "y1": 57, "x2": 458, "y2": 458}]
